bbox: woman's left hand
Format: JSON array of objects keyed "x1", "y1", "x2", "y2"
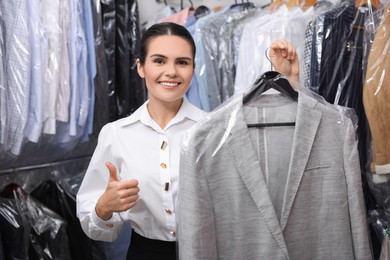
[{"x1": 269, "y1": 39, "x2": 299, "y2": 82}]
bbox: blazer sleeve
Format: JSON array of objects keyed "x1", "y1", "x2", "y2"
[
  {"x1": 177, "y1": 136, "x2": 218, "y2": 260},
  {"x1": 343, "y1": 119, "x2": 373, "y2": 260}
]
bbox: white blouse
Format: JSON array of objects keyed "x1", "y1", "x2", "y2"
[{"x1": 76, "y1": 98, "x2": 206, "y2": 242}]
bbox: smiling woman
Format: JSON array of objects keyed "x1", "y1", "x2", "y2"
[
  {"x1": 76, "y1": 22, "x2": 207, "y2": 260},
  {"x1": 76, "y1": 21, "x2": 300, "y2": 260},
  {"x1": 136, "y1": 33, "x2": 196, "y2": 129}
]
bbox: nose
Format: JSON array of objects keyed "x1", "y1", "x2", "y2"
[{"x1": 165, "y1": 62, "x2": 177, "y2": 77}]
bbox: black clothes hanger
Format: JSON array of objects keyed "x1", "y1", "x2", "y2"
[
  {"x1": 194, "y1": 5, "x2": 210, "y2": 19},
  {"x1": 231, "y1": 0, "x2": 256, "y2": 10},
  {"x1": 243, "y1": 71, "x2": 298, "y2": 128}
]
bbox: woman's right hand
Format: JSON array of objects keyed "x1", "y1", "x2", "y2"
[
  {"x1": 269, "y1": 39, "x2": 300, "y2": 82},
  {"x1": 95, "y1": 162, "x2": 140, "y2": 220}
]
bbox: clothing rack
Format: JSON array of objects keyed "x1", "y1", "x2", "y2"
[{"x1": 0, "y1": 156, "x2": 92, "y2": 175}]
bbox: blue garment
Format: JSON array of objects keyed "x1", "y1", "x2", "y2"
[
  {"x1": 185, "y1": 15, "x2": 202, "y2": 109},
  {"x1": 69, "y1": 0, "x2": 89, "y2": 138},
  {"x1": 68, "y1": 0, "x2": 80, "y2": 137},
  {"x1": 81, "y1": 0, "x2": 97, "y2": 142},
  {"x1": 192, "y1": 8, "x2": 229, "y2": 112},
  {"x1": 76, "y1": 0, "x2": 89, "y2": 133}
]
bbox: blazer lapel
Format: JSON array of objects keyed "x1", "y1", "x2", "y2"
[
  {"x1": 280, "y1": 91, "x2": 322, "y2": 231},
  {"x1": 225, "y1": 98, "x2": 289, "y2": 257}
]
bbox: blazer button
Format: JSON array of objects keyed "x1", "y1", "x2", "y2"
[{"x1": 169, "y1": 230, "x2": 176, "y2": 237}]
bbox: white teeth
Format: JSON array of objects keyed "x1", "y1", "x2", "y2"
[{"x1": 161, "y1": 82, "x2": 178, "y2": 87}]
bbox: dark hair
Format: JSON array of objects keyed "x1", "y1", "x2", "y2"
[{"x1": 139, "y1": 22, "x2": 196, "y2": 66}]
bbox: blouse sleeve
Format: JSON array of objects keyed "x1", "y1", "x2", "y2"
[{"x1": 76, "y1": 123, "x2": 126, "y2": 242}]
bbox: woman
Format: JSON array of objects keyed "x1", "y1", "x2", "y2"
[{"x1": 76, "y1": 22, "x2": 299, "y2": 260}]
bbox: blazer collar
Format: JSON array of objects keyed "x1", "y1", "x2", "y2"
[{"x1": 225, "y1": 91, "x2": 321, "y2": 255}]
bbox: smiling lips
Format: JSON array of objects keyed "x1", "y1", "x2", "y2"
[{"x1": 160, "y1": 81, "x2": 180, "y2": 88}]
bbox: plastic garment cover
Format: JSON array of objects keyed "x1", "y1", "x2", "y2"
[
  {"x1": 0, "y1": 0, "x2": 111, "y2": 171},
  {"x1": 102, "y1": 0, "x2": 145, "y2": 121},
  {"x1": 201, "y1": 6, "x2": 256, "y2": 110},
  {"x1": 31, "y1": 179, "x2": 106, "y2": 260},
  {"x1": 101, "y1": 0, "x2": 117, "y2": 120},
  {"x1": 307, "y1": 1, "x2": 382, "y2": 224},
  {"x1": 363, "y1": 2, "x2": 390, "y2": 258},
  {"x1": 368, "y1": 209, "x2": 390, "y2": 260},
  {"x1": 0, "y1": 184, "x2": 71, "y2": 260},
  {"x1": 0, "y1": 157, "x2": 107, "y2": 260},
  {"x1": 91, "y1": 0, "x2": 109, "y2": 133},
  {"x1": 0, "y1": 0, "x2": 31, "y2": 156},
  {"x1": 311, "y1": 0, "x2": 375, "y2": 176},
  {"x1": 363, "y1": 3, "x2": 390, "y2": 177},
  {"x1": 177, "y1": 71, "x2": 372, "y2": 259},
  {"x1": 0, "y1": 6, "x2": 6, "y2": 146}
]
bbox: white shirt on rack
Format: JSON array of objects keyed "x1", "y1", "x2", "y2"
[{"x1": 76, "y1": 98, "x2": 206, "y2": 242}]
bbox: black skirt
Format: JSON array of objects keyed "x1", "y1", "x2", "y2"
[{"x1": 126, "y1": 230, "x2": 177, "y2": 260}]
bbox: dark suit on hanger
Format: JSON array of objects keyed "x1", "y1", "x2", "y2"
[{"x1": 178, "y1": 90, "x2": 372, "y2": 259}]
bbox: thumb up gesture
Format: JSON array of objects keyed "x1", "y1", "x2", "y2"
[{"x1": 96, "y1": 162, "x2": 140, "y2": 220}]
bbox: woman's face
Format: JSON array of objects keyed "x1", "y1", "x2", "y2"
[{"x1": 137, "y1": 35, "x2": 195, "y2": 106}]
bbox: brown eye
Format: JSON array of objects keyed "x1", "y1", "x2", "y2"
[
  {"x1": 177, "y1": 60, "x2": 189, "y2": 65},
  {"x1": 153, "y1": 58, "x2": 165, "y2": 64}
]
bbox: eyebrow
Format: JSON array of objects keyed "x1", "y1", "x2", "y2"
[{"x1": 150, "y1": 54, "x2": 193, "y2": 61}]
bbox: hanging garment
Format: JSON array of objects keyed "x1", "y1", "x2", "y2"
[
  {"x1": 1, "y1": 0, "x2": 31, "y2": 155},
  {"x1": 31, "y1": 180, "x2": 106, "y2": 260},
  {"x1": 114, "y1": 0, "x2": 145, "y2": 120},
  {"x1": 178, "y1": 74, "x2": 371, "y2": 259},
  {"x1": 0, "y1": 184, "x2": 72, "y2": 260},
  {"x1": 0, "y1": 6, "x2": 6, "y2": 146},
  {"x1": 363, "y1": 3, "x2": 390, "y2": 175},
  {"x1": 90, "y1": 0, "x2": 110, "y2": 132},
  {"x1": 0, "y1": 198, "x2": 29, "y2": 259}
]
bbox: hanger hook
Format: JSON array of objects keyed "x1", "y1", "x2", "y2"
[{"x1": 265, "y1": 47, "x2": 274, "y2": 71}]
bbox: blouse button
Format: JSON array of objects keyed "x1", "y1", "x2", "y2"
[
  {"x1": 161, "y1": 141, "x2": 168, "y2": 150},
  {"x1": 165, "y1": 208, "x2": 172, "y2": 214},
  {"x1": 169, "y1": 230, "x2": 176, "y2": 237},
  {"x1": 160, "y1": 163, "x2": 167, "y2": 169}
]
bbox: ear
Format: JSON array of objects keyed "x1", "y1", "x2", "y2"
[{"x1": 136, "y1": 58, "x2": 145, "y2": 78}]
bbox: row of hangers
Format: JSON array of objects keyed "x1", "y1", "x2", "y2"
[
  {"x1": 157, "y1": 0, "x2": 381, "y2": 11},
  {"x1": 270, "y1": 0, "x2": 381, "y2": 10}
]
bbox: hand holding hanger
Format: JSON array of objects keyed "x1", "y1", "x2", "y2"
[{"x1": 269, "y1": 40, "x2": 299, "y2": 83}]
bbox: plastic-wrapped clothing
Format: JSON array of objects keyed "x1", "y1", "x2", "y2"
[
  {"x1": 178, "y1": 72, "x2": 371, "y2": 259},
  {"x1": 314, "y1": 2, "x2": 373, "y2": 176},
  {"x1": 363, "y1": 3, "x2": 390, "y2": 175},
  {"x1": 103, "y1": 0, "x2": 145, "y2": 121},
  {"x1": 0, "y1": 198, "x2": 29, "y2": 259},
  {"x1": 0, "y1": 184, "x2": 72, "y2": 260},
  {"x1": 31, "y1": 180, "x2": 106, "y2": 260},
  {"x1": 91, "y1": 0, "x2": 110, "y2": 132}
]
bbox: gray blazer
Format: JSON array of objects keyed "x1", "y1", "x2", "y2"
[{"x1": 177, "y1": 91, "x2": 372, "y2": 260}]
